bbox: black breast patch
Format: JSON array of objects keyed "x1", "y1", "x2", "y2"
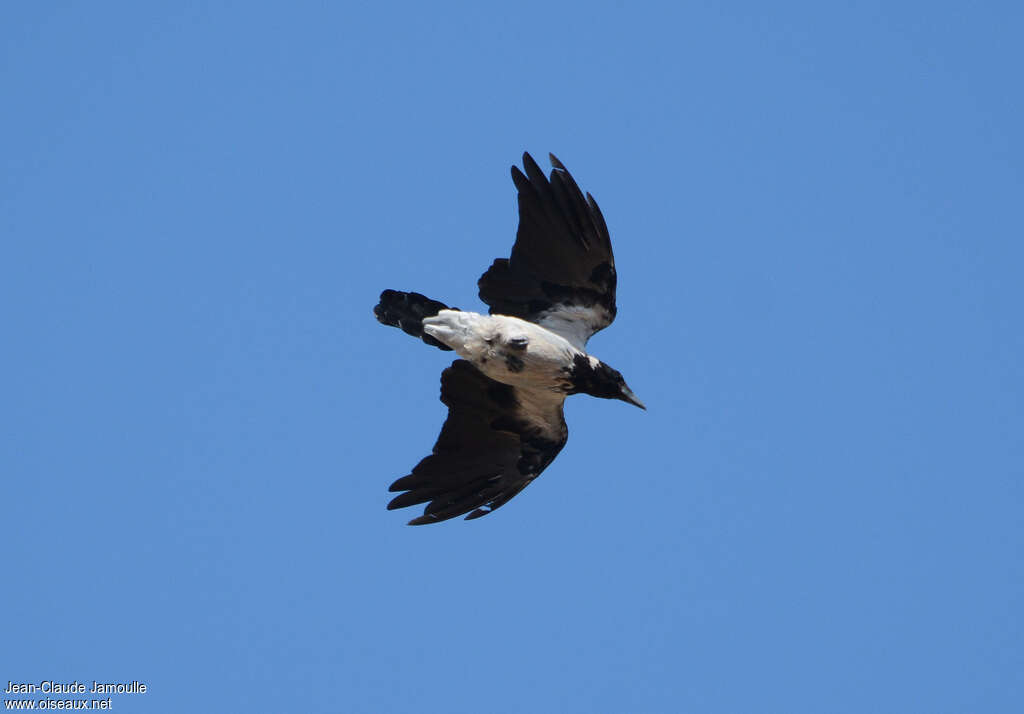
[{"x1": 504, "y1": 353, "x2": 525, "y2": 373}]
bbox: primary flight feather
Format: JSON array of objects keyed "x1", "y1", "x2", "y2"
[{"x1": 374, "y1": 152, "x2": 644, "y2": 525}]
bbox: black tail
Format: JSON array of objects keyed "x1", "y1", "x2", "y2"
[{"x1": 373, "y1": 290, "x2": 454, "y2": 351}]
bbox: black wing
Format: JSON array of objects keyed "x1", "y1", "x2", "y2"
[
  {"x1": 478, "y1": 152, "x2": 616, "y2": 349},
  {"x1": 387, "y1": 360, "x2": 568, "y2": 525}
]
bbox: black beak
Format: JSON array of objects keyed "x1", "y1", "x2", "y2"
[{"x1": 619, "y1": 385, "x2": 646, "y2": 410}]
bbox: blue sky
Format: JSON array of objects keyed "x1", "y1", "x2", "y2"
[{"x1": 3, "y1": 2, "x2": 1022, "y2": 712}]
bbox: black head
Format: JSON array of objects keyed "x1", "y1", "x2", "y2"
[{"x1": 568, "y1": 354, "x2": 646, "y2": 410}]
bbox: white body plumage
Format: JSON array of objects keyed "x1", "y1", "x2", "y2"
[{"x1": 422, "y1": 310, "x2": 595, "y2": 393}]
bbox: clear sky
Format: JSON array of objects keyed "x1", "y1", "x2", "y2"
[{"x1": 3, "y1": 2, "x2": 1022, "y2": 712}]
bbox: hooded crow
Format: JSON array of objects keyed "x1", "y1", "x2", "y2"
[{"x1": 374, "y1": 152, "x2": 643, "y2": 525}]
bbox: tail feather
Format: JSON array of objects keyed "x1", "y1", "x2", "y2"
[{"x1": 374, "y1": 290, "x2": 454, "y2": 351}]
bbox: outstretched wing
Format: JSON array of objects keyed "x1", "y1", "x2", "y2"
[
  {"x1": 387, "y1": 360, "x2": 568, "y2": 525},
  {"x1": 478, "y1": 152, "x2": 617, "y2": 350}
]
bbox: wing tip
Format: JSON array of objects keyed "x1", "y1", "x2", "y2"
[{"x1": 406, "y1": 506, "x2": 493, "y2": 524}]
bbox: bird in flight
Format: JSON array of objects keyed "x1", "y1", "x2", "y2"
[{"x1": 374, "y1": 152, "x2": 644, "y2": 525}]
